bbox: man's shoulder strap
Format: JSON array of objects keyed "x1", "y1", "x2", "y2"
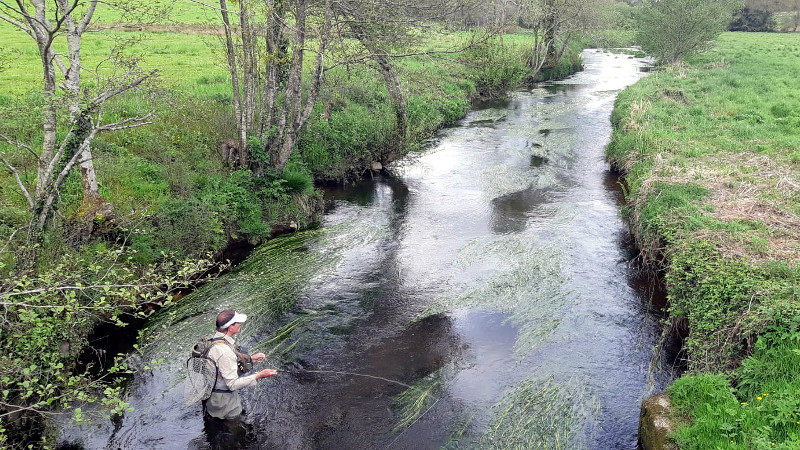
[
  {"x1": 192, "y1": 335, "x2": 230, "y2": 359},
  {"x1": 206, "y1": 336, "x2": 234, "y2": 352}
]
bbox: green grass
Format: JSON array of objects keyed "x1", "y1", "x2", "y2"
[
  {"x1": 668, "y1": 329, "x2": 800, "y2": 449},
  {"x1": 607, "y1": 31, "x2": 800, "y2": 448},
  {"x1": 0, "y1": 23, "x2": 229, "y2": 96}
]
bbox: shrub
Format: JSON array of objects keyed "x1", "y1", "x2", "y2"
[
  {"x1": 282, "y1": 159, "x2": 315, "y2": 195},
  {"x1": 635, "y1": 0, "x2": 743, "y2": 64},
  {"x1": 729, "y1": 8, "x2": 776, "y2": 32},
  {"x1": 460, "y1": 39, "x2": 531, "y2": 96}
]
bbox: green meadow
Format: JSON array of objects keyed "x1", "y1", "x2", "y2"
[{"x1": 607, "y1": 31, "x2": 800, "y2": 449}]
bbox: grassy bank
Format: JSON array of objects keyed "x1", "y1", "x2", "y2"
[{"x1": 606, "y1": 32, "x2": 800, "y2": 448}]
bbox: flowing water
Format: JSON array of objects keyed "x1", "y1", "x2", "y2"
[{"x1": 59, "y1": 49, "x2": 673, "y2": 450}]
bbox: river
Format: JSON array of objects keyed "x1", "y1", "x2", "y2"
[{"x1": 58, "y1": 49, "x2": 673, "y2": 450}]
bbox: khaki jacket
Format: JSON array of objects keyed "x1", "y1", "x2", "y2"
[{"x1": 205, "y1": 332, "x2": 258, "y2": 419}]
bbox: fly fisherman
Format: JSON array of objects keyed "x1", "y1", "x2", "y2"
[{"x1": 204, "y1": 310, "x2": 278, "y2": 420}]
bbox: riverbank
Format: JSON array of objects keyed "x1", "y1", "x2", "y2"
[{"x1": 607, "y1": 32, "x2": 800, "y2": 448}]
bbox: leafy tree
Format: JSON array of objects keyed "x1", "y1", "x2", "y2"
[
  {"x1": 523, "y1": 0, "x2": 611, "y2": 72},
  {"x1": 729, "y1": 7, "x2": 777, "y2": 31},
  {"x1": 634, "y1": 0, "x2": 744, "y2": 64},
  {"x1": 213, "y1": 0, "x2": 470, "y2": 174},
  {"x1": 458, "y1": 0, "x2": 610, "y2": 77}
]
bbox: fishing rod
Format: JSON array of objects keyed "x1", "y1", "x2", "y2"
[
  {"x1": 276, "y1": 367, "x2": 416, "y2": 390},
  {"x1": 273, "y1": 365, "x2": 448, "y2": 449}
]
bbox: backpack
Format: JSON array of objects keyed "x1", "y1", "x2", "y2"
[
  {"x1": 184, "y1": 335, "x2": 226, "y2": 405},
  {"x1": 183, "y1": 335, "x2": 254, "y2": 405}
]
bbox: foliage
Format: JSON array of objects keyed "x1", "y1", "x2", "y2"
[
  {"x1": 665, "y1": 242, "x2": 800, "y2": 371},
  {"x1": 588, "y1": 1, "x2": 638, "y2": 47},
  {"x1": 299, "y1": 95, "x2": 397, "y2": 180},
  {"x1": 534, "y1": 37, "x2": 589, "y2": 81},
  {"x1": 460, "y1": 38, "x2": 532, "y2": 96},
  {"x1": 729, "y1": 7, "x2": 778, "y2": 31},
  {"x1": 0, "y1": 246, "x2": 218, "y2": 447},
  {"x1": 634, "y1": 0, "x2": 744, "y2": 64}
]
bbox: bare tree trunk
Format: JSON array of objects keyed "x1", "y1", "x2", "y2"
[
  {"x1": 347, "y1": 19, "x2": 408, "y2": 154},
  {"x1": 272, "y1": 0, "x2": 332, "y2": 171},
  {"x1": 219, "y1": 0, "x2": 247, "y2": 166},
  {"x1": 543, "y1": 0, "x2": 558, "y2": 67},
  {"x1": 375, "y1": 55, "x2": 407, "y2": 152},
  {"x1": 61, "y1": 0, "x2": 104, "y2": 206}
]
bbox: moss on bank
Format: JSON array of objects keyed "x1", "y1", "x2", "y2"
[{"x1": 607, "y1": 32, "x2": 800, "y2": 448}]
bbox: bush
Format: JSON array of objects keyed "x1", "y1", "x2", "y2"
[
  {"x1": 460, "y1": 39, "x2": 532, "y2": 96},
  {"x1": 282, "y1": 159, "x2": 315, "y2": 195},
  {"x1": 299, "y1": 100, "x2": 396, "y2": 179},
  {"x1": 635, "y1": 0, "x2": 743, "y2": 64},
  {"x1": 729, "y1": 8, "x2": 776, "y2": 32}
]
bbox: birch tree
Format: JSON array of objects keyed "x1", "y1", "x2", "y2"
[
  {"x1": 0, "y1": 0, "x2": 156, "y2": 252},
  {"x1": 216, "y1": 0, "x2": 332, "y2": 173},
  {"x1": 216, "y1": 0, "x2": 470, "y2": 173}
]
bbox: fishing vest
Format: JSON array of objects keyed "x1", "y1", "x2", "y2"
[{"x1": 195, "y1": 336, "x2": 254, "y2": 394}]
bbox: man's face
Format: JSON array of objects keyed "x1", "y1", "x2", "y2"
[{"x1": 230, "y1": 322, "x2": 242, "y2": 334}]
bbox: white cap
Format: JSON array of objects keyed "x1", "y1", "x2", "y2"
[{"x1": 221, "y1": 312, "x2": 248, "y2": 329}]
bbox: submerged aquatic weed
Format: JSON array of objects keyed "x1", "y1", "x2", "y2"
[
  {"x1": 445, "y1": 375, "x2": 598, "y2": 450},
  {"x1": 391, "y1": 369, "x2": 449, "y2": 434},
  {"x1": 251, "y1": 314, "x2": 322, "y2": 365},
  {"x1": 423, "y1": 238, "x2": 571, "y2": 358},
  {"x1": 472, "y1": 109, "x2": 508, "y2": 124},
  {"x1": 140, "y1": 211, "x2": 389, "y2": 356}
]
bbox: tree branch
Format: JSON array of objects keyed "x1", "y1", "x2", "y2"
[
  {"x1": 77, "y1": 0, "x2": 98, "y2": 34},
  {"x1": 0, "y1": 132, "x2": 39, "y2": 160},
  {"x1": 0, "y1": 153, "x2": 35, "y2": 208},
  {"x1": 90, "y1": 68, "x2": 157, "y2": 108},
  {"x1": 95, "y1": 112, "x2": 155, "y2": 132},
  {"x1": 0, "y1": 300, "x2": 119, "y2": 310},
  {"x1": 1, "y1": 282, "x2": 178, "y2": 299},
  {"x1": 0, "y1": 2, "x2": 32, "y2": 32},
  {"x1": 0, "y1": 401, "x2": 53, "y2": 419},
  {"x1": 186, "y1": 0, "x2": 235, "y2": 13},
  {"x1": 0, "y1": 225, "x2": 27, "y2": 256}
]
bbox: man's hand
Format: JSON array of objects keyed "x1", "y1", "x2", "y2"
[
  {"x1": 251, "y1": 352, "x2": 266, "y2": 363},
  {"x1": 256, "y1": 368, "x2": 278, "y2": 380}
]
